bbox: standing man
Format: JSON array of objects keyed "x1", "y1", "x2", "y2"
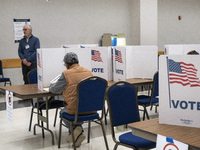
[
  {"x1": 49, "y1": 52, "x2": 94, "y2": 148},
  {"x1": 18, "y1": 24, "x2": 40, "y2": 84}
]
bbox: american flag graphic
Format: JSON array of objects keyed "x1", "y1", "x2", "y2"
[
  {"x1": 37, "y1": 53, "x2": 41, "y2": 68},
  {"x1": 115, "y1": 49, "x2": 123, "y2": 63},
  {"x1": 91, "y1": 50, "x2": 103, "y2": 62},
  {"x1": 168, "y1": 59, "x2": 200, "y2": 87}
]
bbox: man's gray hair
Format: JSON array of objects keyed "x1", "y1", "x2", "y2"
[
  {"x1": 24, "y1": 24, "x2": 32, "y2": 30},
  {"x1": 63, "y1": 52, "x2": 79, "y2": 64}
]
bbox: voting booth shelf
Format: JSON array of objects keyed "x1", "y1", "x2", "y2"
[
  {"x1": 113, "y1": 45, "x2": 158, "y2": 82},
  {"x1": 61, "y1": 44, "x2": 98, "y2": 48},
  {"x1": 37, "y1": 47, "x2": 111, "y2": 91},
  {"x1": 165, "y1": 44, "x2": 200, "y2": 55},
  {"x1": 159, "y1": 55, "x2": 200, "y2": 128}
]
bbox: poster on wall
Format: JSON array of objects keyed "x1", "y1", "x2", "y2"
[{"x1": 13, "y1": 18, "x2": 30, "y2": 43}]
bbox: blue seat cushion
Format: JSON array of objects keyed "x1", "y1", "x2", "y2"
[
  {"x1": 138, "y1": 95, "x2": 158, "y2": 105},
  {"x1": 61, "y1": 112, "x2": 99, "y2": 122},
  {"x1": 35, "y1": 100, "x2": 64, "y2": 109},
  {"x1": 119, "y1": 132, "x2": 156, "y2": 148},
  {"x1": 0, "y1": 78, "x2": 10, "y2": 82}
]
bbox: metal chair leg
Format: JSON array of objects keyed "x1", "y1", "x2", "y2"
[
  {"x1": 54, "y1": 108, "x2": 58, "y2": 127},
  {"x1": 70, "y1": 123, "x2": 76, "y2": 150},
  {"x1": 150, "y1": 105, "x2": 153, "y2": 111},
  {"x1": 58, "y1": 118, "x2": 63, "y2": 148},
  {"x1": 100, "y1": 119, "x2": 109, "y2": 150},
  {"x1": 88, "y1": 121, "x2": 91, "y2": 143},
  {"x1": 144, "y1": 107, "x2": 150, "y2": 120},
  {"x1": 104, "y1": 106, "x2": 107, "y2": 125}
]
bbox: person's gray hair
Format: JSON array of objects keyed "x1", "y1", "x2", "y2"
[
  {"x1": 24, "y1": 24, "x2": 32, "y2": 30},
  {"x1": 63, "y1": 52, "x2": 79, "y2": 64}
]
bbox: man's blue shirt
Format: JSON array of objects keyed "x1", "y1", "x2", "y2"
[{"x1": 18, "y1": 35, "x2": 40, "y2": 63}]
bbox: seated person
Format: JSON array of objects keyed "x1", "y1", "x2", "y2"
[
  {"x1": 49, "y1": 52, "x2": 93, "y2": 147},
  {"x1": 187, "y1": 50, "x2": 199, "y2": 55}
]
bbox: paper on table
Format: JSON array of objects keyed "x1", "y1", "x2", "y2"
[
  {"x1": 50, "y1": 74, "x2": 61, "y2": 84},
  {"x1": 43, "y1": 88, "x2": 49, "y2": 92}
]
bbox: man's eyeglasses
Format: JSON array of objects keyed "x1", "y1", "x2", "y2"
[{"x1": 23, "y1": 29, "x2": 27, "y2": 31}]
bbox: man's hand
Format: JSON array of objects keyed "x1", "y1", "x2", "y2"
[
  {"x1": 22, "y1": 59, "x2": 31, "y2": 66},
  {"x1": 22, "y1": 59, "x2": 28, "y2": 65},
  {"x1": 50, "y1": 82, "x2": 56, "y2": 86},
  {"x1": 26, "y1": 62, "x2": 31, "y2": 67}
]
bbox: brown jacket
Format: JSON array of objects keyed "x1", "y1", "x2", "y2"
[{"x1": 62, "y1": 64, "x2": 95, "y2": 115}]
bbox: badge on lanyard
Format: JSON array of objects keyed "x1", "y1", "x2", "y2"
[{"x1": 25, "y1": 44, "x2": 30, "y2": 49}]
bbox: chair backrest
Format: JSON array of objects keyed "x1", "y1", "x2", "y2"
[
  {"x1": 151, "y1": 71, "x2": 159, "y2": 98},
  {"x1": 27, "y1": 68, "x2": 38, "y2": 84},
  {"x1": 106, "y1": 81, "x2": 140, "y2": 127},
  {"x1": 75, "y1": 76, "x2": 107, "y2": 116},
  {"x1": 0, "y1": 60, "x2": 4, "y2": 77}
]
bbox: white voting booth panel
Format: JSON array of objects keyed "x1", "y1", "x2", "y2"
[
  {"x1": 37, "y1": 47, "x2": 111, "y2": 90},
  {"x1": 165, "y1": 44, "x2": 200, "y2": 55},
  {"x1": 65, "y1": 48, "x2": 91, "y2": 71},
  {"x1": 64, "y1": 46, "x2": 112, "y2": 80},
  {"x1": 64, "y1": 46, "x2": 111, "y2": 80},
  {"x1": 91, "y1": 47, "x2": 111, "y2": 80},
  {"x1": 113, "y1": 46, "x2": 126, "y2": 81},
  {"x1": 37, "y1": 48, "x2": 92, "y2": 90},
  {"x1": 165, "y1": 45, "x2": 184, "y2": 55},
  {"x1": 37, "y1": 48, "x2": 66, "y2": 91},
  {"x1": 80, "y1": 44, "x2": 98, "y2": 48},
  {"x1": 113, "y1": 46, "x2": 158, "y2": 82},
  {"x1": 159, "y1": 55, "x2": 200, "y2": 128},
  {"x1": 62, "y1": 45, "x2": 80, "y2": 48}
]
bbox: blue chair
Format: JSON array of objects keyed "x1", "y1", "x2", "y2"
[
  {"x1": 138, "y1": 72, "x2": 159, "y2": 120},
  {"x1": 0, "y1": 60, "x2": 11, "y2": 86},
  {"x1": 106, "y1": 81, "x2": 156, "y2": 150},
  {"x1": 27, "y1": 68, "x2": 64, "y2": 131},
  {"x1": 58, "y1": 76, "x2": 109, "y2": 150}
]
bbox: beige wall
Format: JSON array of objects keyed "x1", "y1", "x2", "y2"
[
  {"x1": 158, "y1": 0, "x2": 200, "y2": 51},
  {"x1": 140, "y1": 0, "x2": 158, "y2": 45},
  {"x1": 1, "y1": 0, "x2": 200, "y2": 85},
  {"x1": 0, "y1": 0, "x2": 140, "y2": 85},
  {"x1": 0, "y1": 0, "x2": 140, "y2": 59}
]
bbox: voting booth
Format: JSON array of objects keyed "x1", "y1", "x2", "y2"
[
  {"x1": 63, "y1": 45, "x2": 112, "y2": 81},
  {"x1": 37, "y1": 47, "x2": 111, "y2": 91},
  {"x1": 37, "y1": 48, "x2": 91, "y2": 90},
  {"x1": 113, "y1": 45, "x2": 158, "y2": 81},
  {"x1": 165, "y1": 44, "x2": 200, "y2": 55},
  {"x1": 159, "y1": 55, "x2": 200, "y2": 128},
  {"x1": 90, "y1": 47, "x2": 112, "y2": 81}
]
